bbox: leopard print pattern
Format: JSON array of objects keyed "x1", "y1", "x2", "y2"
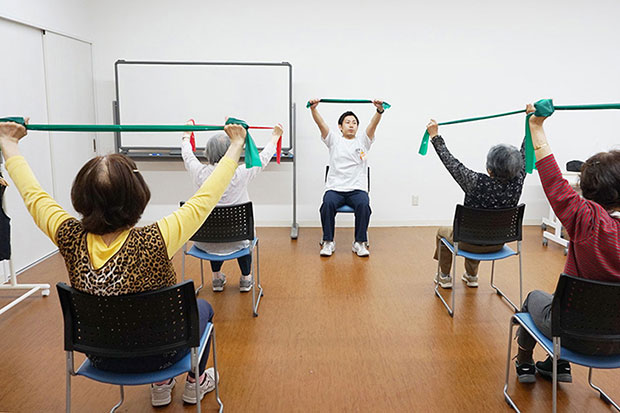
[{"x1": 56, "y1": 219, "x2": 177, "y2": 296}]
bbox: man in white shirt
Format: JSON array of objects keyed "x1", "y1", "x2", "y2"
[{"x1": 308, "y1": 99, "x2": 385, "y2": 257}]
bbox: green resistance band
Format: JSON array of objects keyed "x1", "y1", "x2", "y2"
[
  {"x1": 419, "y1": 99, "x2": 620, "y2": 174},
  {"x1": 0, "y1": 117, "x2": 262, "y2": 168},
  {"x1": 305, "y1": 99, "x2": 391, "y2": 110}
]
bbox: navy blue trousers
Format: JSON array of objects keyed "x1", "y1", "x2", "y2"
[
  {"x1": 210, "y1": 254, "x2": 252, "y2": 275},
  {"x1": 320, "y1": 190, "x2": 371, "y2": 242}
]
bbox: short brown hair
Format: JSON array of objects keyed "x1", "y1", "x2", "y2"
[
  {"x1": 580, "y1": 150, "x2": 620, "y2": 210},
  {"x1": 71, "y1": 154, "x2": 150, "y2": 234}
]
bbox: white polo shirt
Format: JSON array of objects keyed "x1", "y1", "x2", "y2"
[{"x1": 323, "y1": 129, "x2": 374, "y2": 192}]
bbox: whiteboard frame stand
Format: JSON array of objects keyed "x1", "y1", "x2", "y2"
[
  {"x1": 0, "y1": 181, "x2": 50, "y2": 317},
  {"x1": 112, "y1": 60, "x2": 299, "y2": 239},
  {"x1": 290, "y1": 102, "x2": 298, "y2": 239}
]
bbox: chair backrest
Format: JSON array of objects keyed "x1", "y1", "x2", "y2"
[
  {"x1": 452, "y1": 204, "x2": 525, "y2": 245},
  {"x1": 181, "y1": 201, "x2": 254, "y2": 243},
  {"x1": 325, "y1": 165, "x2": 370, "y2": 192},
  {"x1": 56, "y1": 280, "x2": 200, "y2": 358},
  {"x1": 551, "y1": 274, "x2": 620, "y2": 353}
]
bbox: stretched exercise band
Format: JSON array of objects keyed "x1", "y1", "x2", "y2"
[
  {"x1": 306, "y1": 99, "x2": 391, "y2": 110},
  {"x1": 190, "y1": 122, "x2": 282, "y2": 164},
  {"x1": 0, "y1": 117, "x2": 278, "y2": 168},
  {"x1": 419, "y1": 99, "x2": 620, "y2": 174}
]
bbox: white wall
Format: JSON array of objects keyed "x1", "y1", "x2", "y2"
[
  {"x1": 0, "y1": 0, "x2": 92, "y2": 41},
  {"x1": 58, "y1": 1, "x2": 620, "y2": 227},
  {"x1": 0, "y1": 3, "x2": 96, "y2": 272}
]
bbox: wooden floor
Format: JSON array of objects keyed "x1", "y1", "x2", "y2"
[{"x1": 0, "y1": 226, "x2": 618, "y2": 412}]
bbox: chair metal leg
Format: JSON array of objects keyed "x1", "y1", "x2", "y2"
[
  {"x1": 211, "y1": 330, "x2": 224, "y2": 413},
  {"x1": 503, "y1": 317, "x2": 521, "y2": 412},
  {"x1": 66, "y1": 352, "x2": 74, "y2": 413},
  {"x1": 252, "y1": 240, "x2": 263, "y2": 317},
  {"x1": 109, "y1": 385, "x2": 124, "y2": 413},
  {"x1": 182, "y1": 243, "x2": 187, "y2": 282},
  {"x1": 552, "y1": 338, "x2": 561, "y2": 413},
  {"x1": 518, "y1": 242, "x2": 523, "y2": 308},
  {"x1": 192, "y1": 348, "x2": 201, "y2": 413},
  {"x1": 490, "y1": 257, "x2": 519, "y2": 313},
  {"x1": 433, "y1": 239, "x2": 454, "y2": 317},
  {"x1": 588, "y1": 368, "x2": 620, "y2": 410},
  {"x1": 196, "y1": 260, "x2": 204, "y2": 295}
]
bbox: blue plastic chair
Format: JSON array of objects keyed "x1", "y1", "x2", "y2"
[
  {"x1": 56, "y1": 280, "x2": 222, "y2": 413},
  {"x1": 181, "y1": 201, "x2": 262, "y2": 317},
  {"x1": 435, "y1": 204, "x2": 525, "y2": 317},
  {"x1": 504, "y1": 274, "x2": 620, "y2": 412}
]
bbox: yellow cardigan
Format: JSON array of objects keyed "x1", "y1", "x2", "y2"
[{"x1": 5, "y1": 155, "x2": 237, "y2": 269}]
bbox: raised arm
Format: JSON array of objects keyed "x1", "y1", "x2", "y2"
[
  {"x1": 427, "y1": 119, "x2": 479, "y2": 193},
  {"x1": 240, "y1": 123, "x2": 284, "y2": 183},
  {"x1": 259, "y1": 123, "x2": 284, "y2": 167},
  {"x1": 365, "y1": 99, "x2": 385, "y2": 139},
  {"x1": 0, "y1": 119, "x2": 73, "y2": 243},
  {"x1": 181, "y1": 121, "x2": 207, "y2": 188},
  {"x1": 309, "y1": 99, "x2": 329, "y2": 139},
  {"x1": 158, "y1": 124, "x2": 245, "y2": 258},
  {"x1": 526, "y1": 103, "x2": 553, "y2": 161},
  {"x1": 525, "y1": 104, "x2": 594, "y2": 239}
]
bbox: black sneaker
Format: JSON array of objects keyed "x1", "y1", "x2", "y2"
[
  {"x1": 535, "y1": 356, "x2": 572, "y2": 383},
  {"x1": 515, "y1": 361, "x2": 536, "y2": 383}
]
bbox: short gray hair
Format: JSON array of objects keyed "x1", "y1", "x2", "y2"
[
  {"x1": 486, "y1": 144, "x2": 523, "y2": 180},
  {"x1": 203, "y1": 133, "x2": 230, "y2": 165}
]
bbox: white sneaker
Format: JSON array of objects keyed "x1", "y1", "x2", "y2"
[
  {"x1": 352, "y1": 241, "x2": 370, "y2": 257},
  {"x1": 239, "y1": 275, "x2": 252, "y2": 293},
  {"x1": 151, "y1": 377, "x2": 175, "y2": 407},
  {"x1": 461, "y1": 273, "x2": 479, "y2": 288},
  {"x1": 434, "y1": 272, "x2": 453, "y2": 289},
  {"x1": 212, "y1": 273, "x2": 227, "y2": 292},
  {"x1": 182, "y1": 367, "x2": 218, "y2": 404},
  {"x1": 320, "y1": 241, "x2": 335, "y2": 256}
]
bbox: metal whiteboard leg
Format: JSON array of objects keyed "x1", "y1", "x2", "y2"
[{"x1": 291, "y1": 102, "x2": 298, "y2": 239}]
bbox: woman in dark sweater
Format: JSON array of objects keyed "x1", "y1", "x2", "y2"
[{"x1": 426, "y1": 119, "x2": 526, "y2": 289}]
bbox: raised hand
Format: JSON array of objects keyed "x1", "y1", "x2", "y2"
[
  {"x1": 224, "y1": 124, "x2": 247, "y2": 147},
  {"x1": 426, "y1": 119, "x2": 439, "y2": 138},
  {"x1": 0, "y1": 117, "x2": 29, "y2": 144},
  {"x1": 526, "y1": 103, "x2": 547, "y2": 128},
  {"x1": 272, "y1": 123, "x2": 284, "y2": 137}
]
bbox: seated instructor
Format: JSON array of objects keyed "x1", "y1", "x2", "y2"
[{"x1": 308, "y1": 99, "x2": 385, "y2": 257}]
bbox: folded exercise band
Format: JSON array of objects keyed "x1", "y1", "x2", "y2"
[
  {"x1": 0, "y1": 117, "x2": 273, "y2": 168},
  {"x1": 306, "y1": 99, "x2": 391, "y2": 110},
  {"x1": 419, "y1": 99, "x2": 620, "y2": 174}
]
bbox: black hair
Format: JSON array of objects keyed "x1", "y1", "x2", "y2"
[{"x1": 338, "y1": 111, "x2": 359, "y2": 126}]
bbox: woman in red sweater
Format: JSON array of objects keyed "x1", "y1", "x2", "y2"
[{"x1": 515, "y1": 104, "x2": 620, "y2": 383}]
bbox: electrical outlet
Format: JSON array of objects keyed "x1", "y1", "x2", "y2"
[{"x1": 411, "y1": 195, "x2": 419, "y2": 206}]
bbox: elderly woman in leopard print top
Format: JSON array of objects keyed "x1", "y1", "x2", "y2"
[
  {"x1": 425, "y1": 119, "x2": 526, "y2": 290},
  {"x1": 0, "y1": 118, "x2": 246, "y2": 407}
]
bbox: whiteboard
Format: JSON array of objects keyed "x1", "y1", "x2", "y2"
[{"x1": 115, "y1": 61, "x2": 292, "y2": 153}]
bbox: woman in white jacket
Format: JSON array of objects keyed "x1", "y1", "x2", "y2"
[{"x1": 182, "y1": 122, "x2": 283, "y2": 292}]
